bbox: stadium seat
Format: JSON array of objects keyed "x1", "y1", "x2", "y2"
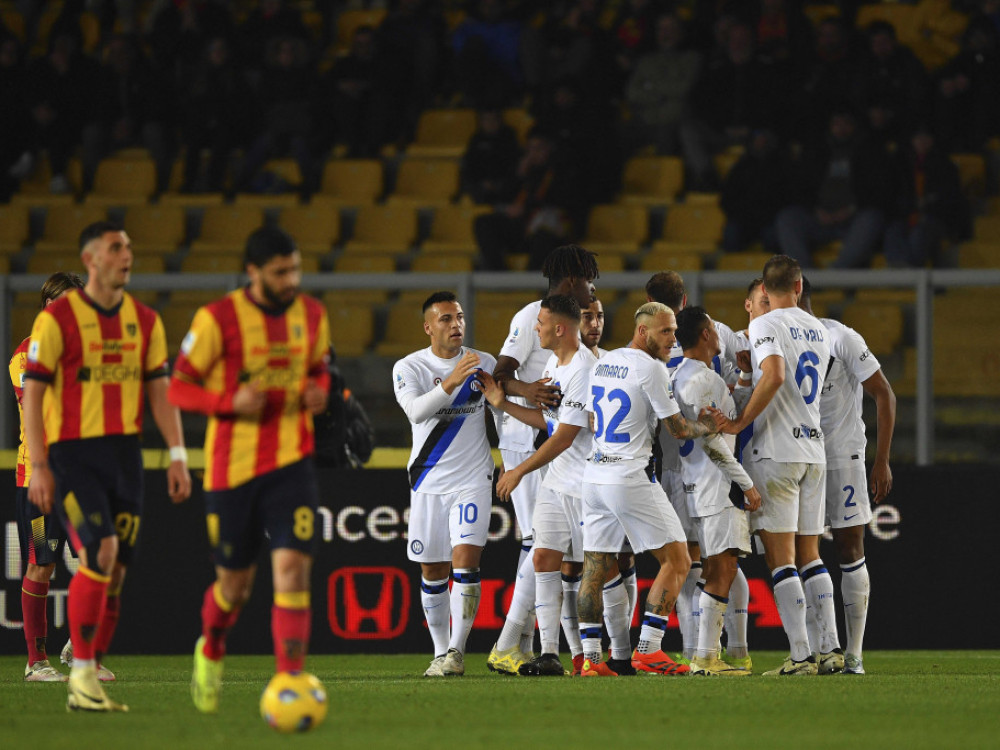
[
  {"x1": 233, "y1": 160, "x2": 303, "y2": 207},
  {"x1": 85, "y1": 157, "x2": 157, "y2": 206},
  {"x1": 411, "y1": 253, "x2": 474, "y2": 273},
  {"x1": 318, "y1": 160, "x2": 383, "y2": 206},
  {"x1": 804, "y1": 4, "x2": 841, "y2": 27},
  {"x1": 25, "y1": 252, "x2": 83, "y2": 275},
  {"x1": 326, "y1": 305, "x2": 375, "y2": 357},
  {"x1": 639, "y1": 251, "x2": 704, "y2": 272},
  {"x1": 853, "y1": 288, "x2": 916, "y2": 305},
  {"x1": 10, "y1": 293, "x2": 41, "y2": 342},
  {"x1": 618, "y1": 156, "x2": 684, "y2": 206},
  {"x1": 473, "y1": 303, "x2": 524, "y2": 350},
  {"x1": 122, "y1": 205, "x2": 186, "y2": 256},
  {"x1": 387, "y1": 160, "x2": 460, "y2": 207},
  {"x1": 34, "y1": 205, "x2": 107, "y2": 253},
  {"x1": 951, "y1": 153, "x2": 986, "y2": 197},
  {"x1": 699, "y1": 290, "x2": 749, "y2": 333},
  {"x1": 279, "y1": 205, "x2": 342, "y2": 254},
  {"x1": 715, "y1": 251, "x2": 773, "y2": 272},
  {"x1": 582, "y1": 204, "x2": 648, "y2": 257},
  {"x1": 406, "y1": 110, "x2": 477, "y2": 158},
  {"x1": 475, "y1": 291, "x2": 536, "y2": 310},
  {"x1": 375, "y1": 302, "x2": 434, "y2": 357},
  {"x1": 503, "y1": 108, "x2": 535, "y2": 144},
  {"x1": 713, "y1": 148, "x2": 743, "y2": 181},
  {"x1": 342, "y1": 205, "x2": 418, "y2": 256},
  {"x1": 856, "y1": 3, "x2": 917, "y2": 43},
  {"x1": 840, "y1": 301, "x2": 903, "y2": 356},
  {"x1": 335, "y1": 9, "x2": 387, "y2": 54},
  {"x1": 422, "y1": 204, "x2": 490, "y2": 254},
  {"x1": 181, "y1": 253, "x2": 245, "y2": 273},
  {"x1": 897, "y1": 344, "x2": 1000, "y2": 398},
  {"x1": 334, "y1": 255, "x2": 397, "y2": 273},
  {"x1": 661, "y1": 203, "x2": 726, "y2": 245},
  {"x1": 0, "y1": 204, "x2": 29, "y2": 254},
  {"x1": 160, "y1": 306, "x2": 201, "y2": 355},
  {"x1": 324, "y1": 289, "x2": 389, "y2": 308},
  {"x1": 957, "y1": 242, "x2": 1000, "y2": 268},
  {"x1": 189, "y1": 206, "x2": 265, "y2": 254},
  {"x1": 973, "y1": 215, "x2": 1000, "y2": 241}
]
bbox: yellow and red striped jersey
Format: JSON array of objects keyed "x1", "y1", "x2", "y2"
[
  {"x1": 24, "y1": 289, "x2": 169, "y2": 444},
  {"x1": 171, "y1": 288, "x2": 330, "y2": 491},
  {"x1": 9, "y1": 337, "x2": 31, "y2": 487}
]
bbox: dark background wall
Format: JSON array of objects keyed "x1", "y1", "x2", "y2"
[{"x1": 1, "y1": 465, "x2": 992, "y2": 655}]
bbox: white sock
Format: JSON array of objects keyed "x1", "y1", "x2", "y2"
[
  {"x1": 800, "y1": 559, "x2": 840, "y2": 654},
  {"x1": 676, "y1": 562, "x2": 701, "y2": 658},
  {"x1": 771, "y1": 565, "x2": 811, "y2": 662},
  {"x1": 690, "y1": 578, "x2": 705, "y2": 659},
  {"x1": 697, "y1": 591, "x2": 728, "y2": 659},
  {"x1": 621, "y1": 564, "x2": 638, "y2": 627},
  {"x1": 603, "y1": 574, "x2": 631, "y2": 660},
  {"x1": 448, "y1": 569, "x2": 481, "y2": 653},
  {"x1": 421, "y1": 577, "x2": 450, "y2": 657},
  {"x1": 518, "y1": 540, "x2": 537, "y2": 652},
  {"x1": 724, "y1": 567, "x2": 749, "y2": 658},
  {"x1": 840, "y1": 558, "x2": 870, "y2": 658},
  {"x1": 579, "y1": 621, "x2": 603, "y2": 663},
  {"x1": 497, "y1": 553, "x2": 535, "y2": 651},
  {"x1": 637, "y1": 612, "x2": 668, "y2": 655},
  {"x1": 534, "y1": 570, "x2": 563, "y2": 655},
  {"x1": 561, "y1": 574, "x2": 583, "y2": 657}
]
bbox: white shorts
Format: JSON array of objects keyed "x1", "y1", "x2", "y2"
[
  {"x1": 745, "y1": 459, "x2": 825, "y2": 536},
  {"x1": 532, "y1": 486, "x2": 584, "y2": 563},
  {"x1": 825, "y1": 461, "x2": 873, "y2": 530},
  {"x1": 582, "y1": 480, "x2": 686, "y2": 554},
  {"x1": 694, "y1": 506, "x2": 751, "y2": 558},
  {"x1": 407, "y1": 486, "x2": 492, "y2": 563},
  {"x1": 502, "y1": 449, "x2": 542, "y2": 541},
  {"x1": 661, "y1": 468, "x2": 696, "y2": 539}
]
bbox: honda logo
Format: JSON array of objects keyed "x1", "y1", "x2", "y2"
[{"x1": 328, "y1": 567, "x2": 410, "y2": 639}]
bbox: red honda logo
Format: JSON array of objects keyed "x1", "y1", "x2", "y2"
[{"x1": 328, "y1": 567, "x2": 410, "y2": 639}]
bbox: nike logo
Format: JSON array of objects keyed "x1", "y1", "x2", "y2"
[
  {"x1": 843, "y1": 514, "x2": 859, "y2": 522},
  {"x1": 460, "y1": 533, "x2": 475, "y2": 538},
  {"x1": 424, "y1": 603, "x2": 443, "y2": 610}
]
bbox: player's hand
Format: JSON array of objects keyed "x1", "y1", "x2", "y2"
[
  {"x1": 167, "y1": 461, "x2": 192, "y2": 504},
  {"x1": 702, "y1": 405, "x2": 738, "y2": 434},
  {"x1": 302, "y1": 378, "x2": 328, "y2": 415},
  {"x1": 742, "y1": 486, "x2": 762, "y2": 512},
  {"x1": 232, "y1": 383, "x2": 267, "y2": 416},
  {"x1": 870, "y1": 460, "x2": 892, "y2": 504},
  {"x1": 28, "y1": 464, "x2": 55, "y2": 515},
  {"x1": 442, "y1": 351, "x2": 481, "y2": 394},
  {"x1": 522, "y1": 377, "x2": 560, "y2": 408},
  {"x1": 496, "y1": 466, "x2": 522, "y2": 502},
  {"x1": 476, "y1": 371, "x2": 506, "y2": 409},
  {"x1": 735, "y1": 349, "x2": 752, "y2": 373}
]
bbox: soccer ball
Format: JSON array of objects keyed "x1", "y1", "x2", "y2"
[{"x1": 259, "y1": 671, "x2": 328, "y2": 733}]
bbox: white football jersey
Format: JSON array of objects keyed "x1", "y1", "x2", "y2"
[
  {"x1": 819, "y1": 318, "x2": 881, "y2": 467},
  {"x1": 393, "y1": 346, "x2": 497, "y2": 494},
  {"x1": 539, "y1": 346, "x2": 597, "y2": 498},
  {"x1": 585, "y1": 346, "x2": 680, "y2": 486},
  {"x1": 671, "y1": 357, "x2": 752, "y2": 516},
  {"x1": 745, "y1": 307, "x2": 830, "y2": 464},
  {"x1": 497, "y1": 301, "x2": 551, "y2": 452},
  {"x1": 714, "y1": 319, "x2": 744, "y2": 386}
]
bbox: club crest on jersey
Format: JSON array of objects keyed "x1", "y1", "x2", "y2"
[
  {"x1": 27, "y1": 340, "x2": 39, "y2": 362},
  {"x1": 410, "y1": 539, "x2": 424, "y2": 555},
  {"x1": 180, "y1": 331, "x2": 197, "y2": 355},
  {"x1": 293, "y1": 324, "x2": 302, "y2": 338},
  {"x1": 433, "y1": 377, "x2": 442, "y2": 386},
  {"x1": 508, "y1": 326, "x2": 520, "y2": 343},
  {"x1": 126, "y1": 322, "x2": 137, "y2": 337},
  {"x1": 395, "y1": 372, "x2": 405, "y2": 390}
]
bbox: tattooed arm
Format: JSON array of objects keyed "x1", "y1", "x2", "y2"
[{"x1": 661, "y1": 410, "x2": 716, "y2": 441}]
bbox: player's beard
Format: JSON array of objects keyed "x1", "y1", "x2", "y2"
[{"x1": 261, "y1": 279, "x2": 298, "y2": 308}]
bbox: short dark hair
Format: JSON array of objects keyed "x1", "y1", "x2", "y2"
[
  {"x1": 40, "y1": 271, "x2": 84, "y2": 308},
  {"x1": 79, "y1": 221, "x2": 123, "y2": 251},
  {"x1": 675, "y1": 306, "x2": 711, "y2": 351},
  {"x1": 746, "y1": 277, "x2": 764, "y2": 298},
  {"x1": 542, "y1": 244, "x2": 599, "y2": 288},
  {"x1": 800, "y1": 275, "x2": 812, "y2": 303},
  {"x1": 762, "y1": 254, "x2": 801, "y2": 293},
  {"x1": 245, "y1": 226, "x2": 295, "y2": 268},
  {"x1": 646, "y1": 271, "x2": 685, "y2": 310},
  {"x1": 422, "y1": 290, "x2": 457, "y2": 313},
  {"x1": 541, "y1": 294, "x2": 581, "y2": 323}
]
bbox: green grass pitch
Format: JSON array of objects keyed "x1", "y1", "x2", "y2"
[{"x1": 3, "y1": 652, "x2": 999, "y2": 750}]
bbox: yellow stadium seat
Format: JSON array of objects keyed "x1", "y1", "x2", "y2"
[
  {"x1": 189, "y1": 206, "x2": 265, "y2": 254},
  {"x1": 0, "y1": 204, "x2": 29, "y2": 253},
  {"x1": 318, "y1": 160, "x2": 383, "y2": 206},
  {"x1": 323, "y1": 289, "x2": 389, "y2": 308},
  {"x1": 618, "y1": 157, "x2": 684, "y2": 206},
  {"x1": 957, "y1": 241, "x2": 1000, "y2": 268},
  {"x1": 157, "y1": 192, "x2": 226, "y2": 209},
  {"x1": 840, "y1": 301, "x2": 903, "y2": 355},
  {"x1": 662, "y1": 203, "x2": 725, "y2": 245},
  {"x1": 25, "y1": 252, "x2": 81, "y2": 275},
  {"x1": 1, "y1": 9, "x2": 25, "y2": 41},
  {"x1": 951, "y1": 153, "x2": 986, "y2": 197},
  {"x1": 160, "y1": 306, "x2": 200, "y2": 355},
  {"x1": 334, "y1": 255, "x2": 397, "y2": 273},
  {"x1": 699, "y1": 290, "x2": 749, "y2": 333},
  {"x1": 34, "y1": 205, "x2": 107, "y2": 253},
  {"x1": 232, "y1": 193, "x2": 300, "y2": 209},
  {"x1": 503, "y1": 108, "x2": 535, "y2": 144},
  {"x1": 387, "y1": 160, "x2": 460, "y2": 207},
  {"x1": 473, "y1": 303, "x2": 522, "y2": 350},
  {"x1": 182, "y1": 253, "x2": 245, "y2": 273},
  {"x1": 326, "y1": 305, "x2": 375, "y2": 357},
  {"x1": 853, "y1": 288, "x2": 916, "y2": 304},
  {"x1": 375, "y1": 302, "x2": 433, "y2": 357},
  {"x1": 122, "y1": 204, "x2": 186, "y2": 255},
  {"x1": 897, "y1": 345, "x2": 1000, "y2": 398},
  {"x1": 407, "y1": 110, "x2": 477, "y2": 158},
  {"x1": 973, "y1": 215, "x2": 1000, "y2": 241},
  {"x1": 639, "y1": 251, "x2": 704, "y2": 272},
  {"x1": 856, "y1": 3, "x2": 917, "y2": 43},
  {"x1": 411, "y1": 254, "x2": 474, "y2": 273},
  {"x1": 714, "y1": 145, "x2": 745, "y2": 181},
  {"x1": 582, "y1": 204, "x2": 648, "y2": 256},
  {"x1": 11, "y1": 293, "x2": 41, "y2": 342},
  {"x1": 342, "y1": 205, "x2": 418, "y2": 255},
  {"x1": 475, "y1": 291, "x2": 536, "y2": 310},
  {"x1": 85, "y1": 157, "x2": 157, "y2": 206},
  {"x1": 804, "y1": 4, "x2": 841, "y2": 27},
  {"x1": 279, "y1": 205, "x2": 341, "y2": 254},
  {"x1": 715, "y1": 251, "x2": 773, "y2": 272},
  {"x1": 335, "y1": 9, "x2": 387, "y2": 53},
  {"x1": 423, "y1": 204, "x2": 490, "y2": 254}
]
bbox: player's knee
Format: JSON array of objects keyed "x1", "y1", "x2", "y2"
[
  {"x1": 25, "y1": 563, "x2": 55, "y2": 582},
  {"x1": 92, "y1": 536, "x2": 118, "y2": 575}
]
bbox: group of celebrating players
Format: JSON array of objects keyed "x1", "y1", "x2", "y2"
[
  {"x1": 394, "y1": 245, "x2": 895, "y2": 678},
  {"x1": 10, "y1": 227, "x2": 894, "y2": 715}
]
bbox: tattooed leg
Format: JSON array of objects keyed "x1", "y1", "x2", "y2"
[
  {"x1": 645, "y1": 542, "x2": 691, "y2": 618},
  {"x1": 578, "y1": 551, "x2": 617, "y2": 623}
]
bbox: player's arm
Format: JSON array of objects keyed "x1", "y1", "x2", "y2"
[
  {"x1": 715, "y1": 354, "x2": 783, "y2": 434},
  {"x1": 662, "y1": 411, "x2": 715, "y2": 440},
  {"x1": 394, "y1": 351, "x2": 481, "y2": 424},
  {"x1": 302, "y1": 313, "x2": 333, "y2": 415},
  {"x1": 861, "y1": 368, "x2": 896, "y2": 504},
  {"x1": 146, "y1": 375, "x2": 192, "y2": 503},
  {"x1": 496, "y1": 423, "x2": 582, "y2": 501},
  {"x1": 494, "y1": 354, "x2": 560, "y2": 407},
  {"x1": 478, "y1": 370, "x2": 546, "y2": 431},
  {"x1": 22, "y1": 378, "x2": 54, "y2": 513}
]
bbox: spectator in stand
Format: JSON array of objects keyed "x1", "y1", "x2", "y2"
[
  {"x1": 239, "y1": 0, "x2": 309, "y2": 69},
  {"x1": 452, "y1": 0, "x2": 525, "y2": 106},
  {"x1": 24, "y1": 32, "x2": 98, "y2": 195},
  {"x1": 884, "y1": 124, "x2": 970, "y2": 268},
  {"x1": 607, "y1": 0, "x2": 658, "y2": 88},
  {"x1": 790, "y1": 17, "x2": 858, "y2": 148},
  {"x1": 753, "y1": 0, "x2": 812, "y2": 71},
  {"x1": 0, "y1": 34, "x2": 31, "y2": 201},
  {"x1": 317, "y1": 25, "x2": 376, "y2": 158},
  {"x1": 461, "y1": 108, "x2": 520, "y2": 205},
  {"x1": 623, "y1": 12, "x2": 703, "y2": 157},
  {"x1": 851, "y1": 20, "x2": 930, "y2": 137},
  {"x1": 80, "y1": 34, "x2": 174, "y2": 194},
  {"x1": 775, "y1": 107, "x2": 893, "y2": 268},
  {"x1": 720, "y1": 128, "x2": 787, "y2": 253},
  {"x1": 681, "y1": 21, "x2": 783, "y2": 190},
  {"x1": 473, "y1": 128, "x2": 580, "y2": 270},
  {"x1": 235, "y1": 35, "x2": 318, "y2": 196},
  {"x1": 179, "y1": 36, "x2": 249, "y2": 193},
  {"x1": 863, "y1": 96, "x2": 902, "y2": 153},
  {"x1": 147, "y1": 0, "x2": 234, "y2": 75},
  {"x1": 933, "y1": 17, "x2": 1000, "y2": 154}
]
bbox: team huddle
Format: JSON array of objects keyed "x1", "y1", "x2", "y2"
[{"x1": 394, "y1": 246, "x2": 895, "y2": 678}]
